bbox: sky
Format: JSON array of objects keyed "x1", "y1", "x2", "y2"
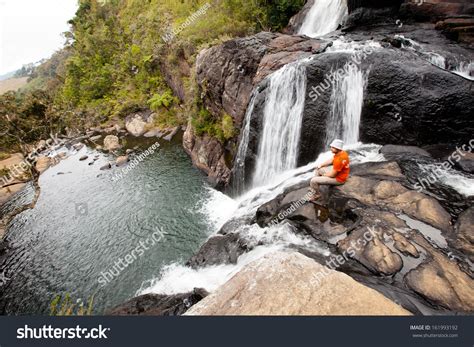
[{"x1": 0, "y1": 0, "x2": 78, "y2": 75}]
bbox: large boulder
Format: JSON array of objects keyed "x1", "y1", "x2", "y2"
[
  {"x1": 125, "y1": 112, "x2": 154, "y2": 137},
  {"x1": 103, "y1": 135, "x2": 121, "y2": 152},
  {"x1": 185, "y1": 251, "x2": 411, "y2": 315}
]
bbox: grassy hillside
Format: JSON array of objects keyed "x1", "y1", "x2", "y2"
[
  {"x1": 0, "y1": 77, "x2": 29, "y2": 95},
  {"x1": 0, "y1": 0, "x2": 305, "y2": 152}
]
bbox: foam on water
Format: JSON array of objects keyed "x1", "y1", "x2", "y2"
[
  {"x1": 453, "y1": 61, "x2": 474, "y2": 81},
  {"x1": 418, "y1": 163, "x2": 474, "y2": 197}
]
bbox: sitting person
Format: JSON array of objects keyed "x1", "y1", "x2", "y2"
[{"x1": 309, "y1": 139, "x2": 350, "y2": 202}]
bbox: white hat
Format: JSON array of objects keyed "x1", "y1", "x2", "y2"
[{"x1": 330, "y1": 139, "x2": 344, "y2": 150}]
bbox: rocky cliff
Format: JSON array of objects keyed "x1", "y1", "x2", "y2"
[{"x1": 184, "y1": 0, "x2": 473, "y2": 188}]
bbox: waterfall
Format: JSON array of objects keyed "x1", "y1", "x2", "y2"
[
  {"x1": 298, "y1": 0, "x2": 348, "y2": 38},
  {"x1": 232, "y1": 91, "x2": 258, "y2": 193},
  {"x1": 252, "y1": 61, "x2": 307, "y2": 187},
  {"x1": 453, "y1": 61, "x2": 474, "y2": 81},
  {"x1": 325, "y1": 62, "x2": 367, "y2": 146}
]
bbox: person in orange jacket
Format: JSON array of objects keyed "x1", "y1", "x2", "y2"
[{"x1": 309, "y1": 139, "x2": 350, "y2": 202}]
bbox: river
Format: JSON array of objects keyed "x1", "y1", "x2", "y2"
[{"x1": 0, "y1": 135, "x2": 227, "y2": 314}]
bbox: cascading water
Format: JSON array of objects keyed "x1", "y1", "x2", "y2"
[
  {"x1": 453, "y1": 61, "x2": 474, "y2": 81},
  {"x1": 325, "y1": 62, "x2": 368, "y2": 146},
  {"x1": 298, "y1": 0, "x2": 348, "y2": 38},
  {"x1": 395, "y1": 35, "x2": 473, "y2": 81},
  {"x1": 232, "y1": 91, "x2": 258, "y2": 193},
  {"x1": 252, "y1": 61, "x2": 307, "y2": 188}
]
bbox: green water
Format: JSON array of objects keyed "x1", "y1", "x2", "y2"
[{"x1": 0, "y1": 136, "x2": 216, "y2": 314}]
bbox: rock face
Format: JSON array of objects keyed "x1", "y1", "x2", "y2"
[
  {"x1": 183, "y1": 125, "x2": 231, "y2": 188},
  {"x1": 186, "y1": 252, "x2": 410, "y2": 315},
  {"x1": 107, "y1": 288, "x2": 208, "y2": 316},
  {"x1": 190, "y1": 32, "x2": 325, "y2": 187}
]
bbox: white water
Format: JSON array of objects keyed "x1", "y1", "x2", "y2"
[
  {"x1": 453, "y1": 61, "x2": 474, "y2": 81},
  {"x1": 232, "y1": 92, "x2": 258, "y2": 193},
  {"x1": 325, "y1": 37, "x2": 382, "y2": 54},
  {"x1": 252, "y1": 61, "x2": 307, "y2": 188},
  {"x1": 298, "y1": 0, "x2": 348, "y2": 38},
  {"x1": 395, "y1": 35, "x2": 473, "y2": 80},
  {"x1": 418, "y1": 163, "x2": 474, "y2": 197},
  {"x1": 138, "y1": 144, "x2": 384, "y2": 296},
  {"x1": 325, "y1": 63, "x2": 367, "y2": 146},
  {"x1": 427, "y1": 52, "x2": 446, "y2": 69}
]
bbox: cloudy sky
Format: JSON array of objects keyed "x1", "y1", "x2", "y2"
[{"x1": 0, "y1": 0, "x2": 78, "y2": 75}]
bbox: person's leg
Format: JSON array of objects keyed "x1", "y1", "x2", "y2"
[{"x1": 309, "y1": 175, "x2": 343, "y2": 201}]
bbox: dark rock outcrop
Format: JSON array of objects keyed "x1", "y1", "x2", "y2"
[
  {"x1": 186, "y1": 233, "x2": 250, "y2": 268},
  {"x1": 106, "y1": 288, "x2": 208, "y2": 316}
]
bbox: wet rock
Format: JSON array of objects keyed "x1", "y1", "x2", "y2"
[
  {"x1": 350, "y1": 161, "x2": 405, "y2": 179},
  {"x1": 107, "y1": 288, "x2": 208, "y2": 316},
  {"x1": 404, "y1": 232, "x2": 474, "y2": 312},
  {"x1": 100, "y1": 163, "x2": 112, "y2": 171},
  {"x1": 79, "y1": 155, "x2": 88, "y2": 161},
  {"x1": 453, "y1": 207, "x2": 474, "y2": 262},
  {"x1": 338, "y1": 227, "x2": 403, "y2": 276},
  {"x1": 116, "y1": 156, "x2": 129, "y2": 167},
  {"x1": 457, "y1": 151, "x2": 474, "y2": 174},
  {"x1": 393, "y1": 232, "x2": 419, "y2": 258},
  {"x1": 73, "y1": 143, "x2": 84, "y2": 151},
  {"x1": 143, "y1": 128, "x2": 161, "y2": 138},
  {"x1": 0, "y1": 183, "x2": 27, "y2": 206},
  {"x1": 103, "y1": 135, "x2": 121, "y2": 151},
  {"x1": 186, "y1": 233, "x2": 249, "y2": 268},
  {"x1": 186, "y1": 252, "x2": 410, "y2": 315},
  {"x1": 337, "y1": 175, "x2": 452, "y2": 231},
  {"x1": 163, "y1": 126, "x2": 179, "y2": 141},
  {"x1": 380, "y1": 145, "x2": 431, "y2": 158},
  {"x1": 285, "y1": 0, "x2": 315, "y2": 34}
]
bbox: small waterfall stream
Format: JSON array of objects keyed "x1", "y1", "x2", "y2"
[
  {"x1": 252, "y1": 61, "x2": 307, "y2": 187},
  {"x1": 298, "y1": 0, "x2": 348, "y2": 38},
  {"x1": 232, "y1": 91, "x2": 258, "y2": 193},
  {"x1": 325, "y1": 62, "x2": 368, "y2": 146}
]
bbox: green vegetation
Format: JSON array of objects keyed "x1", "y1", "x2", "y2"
[
  {"x1": 1, "y1": 0, "x2": 305, "y2": 151},
  {"x1": 50, "y1": 293, "x2": 95, "y2": 316}
]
